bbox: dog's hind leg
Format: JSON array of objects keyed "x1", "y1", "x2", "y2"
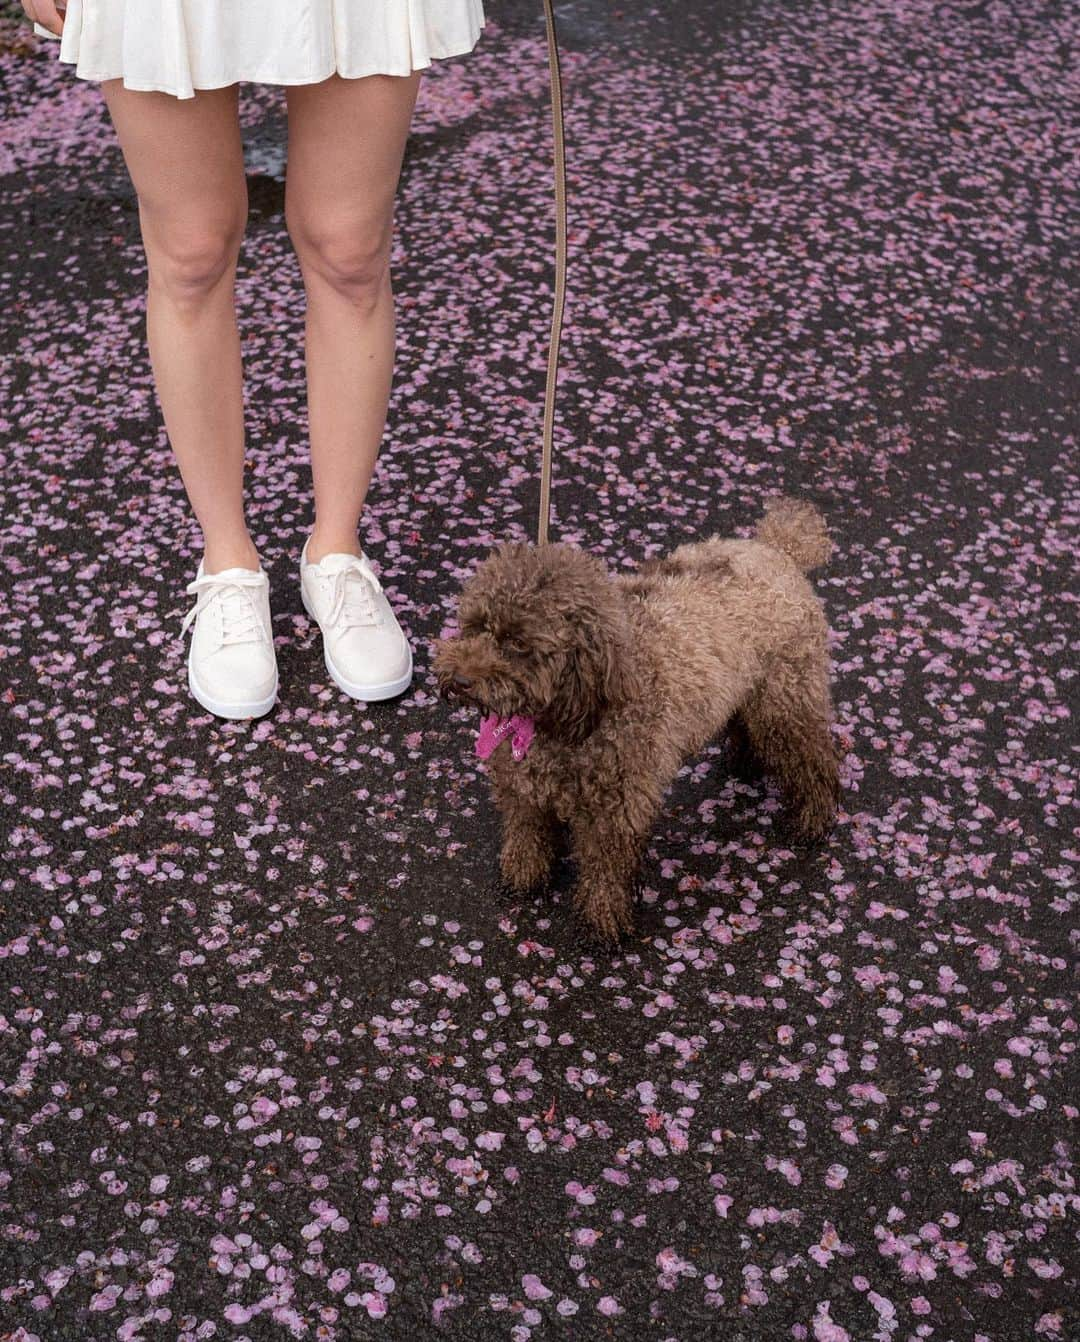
[{"x1": 739, "y1": 655, "x2": 841, "y2": 841}]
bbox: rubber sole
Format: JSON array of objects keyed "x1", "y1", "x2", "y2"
[
  {"x1": 301, "y1": 587, "x2": 413, "y2": 702},
  {"x1": 188, "y1": 657, "x2": 278, "y2": 721}
]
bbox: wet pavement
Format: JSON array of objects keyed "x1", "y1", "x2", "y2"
[{"x1": 1, "y1": 1, "x2": 1077, "y2": 1338}]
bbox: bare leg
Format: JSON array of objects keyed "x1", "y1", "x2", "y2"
[
  {"x1": 283, "y1": 71, "x2": 423, "y2": 564},
  {"x1": 99, "y1": 81, "x2": 257, "y2": 574}
]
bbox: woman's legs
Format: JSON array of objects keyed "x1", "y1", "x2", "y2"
[
  {"x1": 100, "y1": 69, "x2": 422, "y2": 572},
  {"x1": 99, "y1": 81, "x2": 258, "y2": 574},
  {"x1": 283, "y1": 71, "x2": 423, "y2": 564}
]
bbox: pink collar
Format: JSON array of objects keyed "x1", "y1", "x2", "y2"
[{"x1": 476, "y1": 713, "x2": 536, "y2": 761}]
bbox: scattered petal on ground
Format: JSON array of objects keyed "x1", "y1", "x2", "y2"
[{"x1": 0, "y1": 0, "x2": 1076, "y2": 1338}]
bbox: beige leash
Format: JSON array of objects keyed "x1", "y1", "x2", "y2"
[{"x1": 538, "y1": 0, "x2": 567, "y2": 545}]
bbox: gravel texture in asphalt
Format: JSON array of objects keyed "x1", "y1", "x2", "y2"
[{"x1": 1, "y1": 1, "x2": 1077, "y2": 1339}]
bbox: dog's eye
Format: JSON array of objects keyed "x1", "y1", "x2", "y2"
[{"x1": 501, "y1": 637, "x2": 529, "y2": 658}]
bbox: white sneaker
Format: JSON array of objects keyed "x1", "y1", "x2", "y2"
[
  {"x1": 299, "y1": 540, "x2": 413, "y2": 701},
  {"x1": 181, "y1": 561, "x2": 278, "y2": 719}
]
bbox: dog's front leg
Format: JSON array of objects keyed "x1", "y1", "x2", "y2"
[
  {"x1": 491, "y1": 773, "x2": 557, "y2": 895},
  {"x1": 569, "y1": 804, "x2": 650, "y2": 944}
]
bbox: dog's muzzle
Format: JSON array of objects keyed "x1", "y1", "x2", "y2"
[{"x1": 439, "y1": 672, "x2": 474, "y2": 701}]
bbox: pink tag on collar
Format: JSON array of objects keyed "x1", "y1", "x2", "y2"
[{"x1": 476, "y1": 713, "x2": 535, "y2": 761}]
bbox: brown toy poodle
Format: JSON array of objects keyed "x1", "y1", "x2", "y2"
[{"x1": 432, "y1": 496, "x2": 842, "y2": 943}]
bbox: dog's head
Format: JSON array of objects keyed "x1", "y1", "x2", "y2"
[{"x1": 433, "y1": 541, "x2": 632, "y2": 744}]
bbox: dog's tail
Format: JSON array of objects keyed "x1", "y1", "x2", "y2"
[{"x1": 753, "y1": 496, "x2": 833, "y2": 572}]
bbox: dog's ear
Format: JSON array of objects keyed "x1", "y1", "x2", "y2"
[
  {"x1": 545, "y1": 584, "x2": 633, "y2": 743},
  {"x1": 588, "y1": 604, "x2": 632, "y2": 714},
  {"x1": 553, "y1": 641, "x2": 606, "y2": 743}
]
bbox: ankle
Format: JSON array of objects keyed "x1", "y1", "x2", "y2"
[
  {"x1": 305, "y1": 531, "x2": 362, "y2": 566},
  {"x1": 203, "y1": 538, "x2": 261, "y2": 575}
]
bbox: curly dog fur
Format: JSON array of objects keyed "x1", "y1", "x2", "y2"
[{"x1": 432, "y1": 496, "x2": 842, "y2": 943}]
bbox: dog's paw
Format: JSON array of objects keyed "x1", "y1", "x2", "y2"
[
  {"x1": 499, "y1": 835, "x2": 554, "y2": 895},
  {"x1": 783, "y1": 797, "x2": 839, "y2": 847},
  {"x1": 571, "y1": 880, "x2": 636, "y2": 946}
]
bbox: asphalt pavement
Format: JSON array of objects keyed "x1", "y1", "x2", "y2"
[{"x1": 1, "y1": 1, "x2": 1077, "y2": 1338}]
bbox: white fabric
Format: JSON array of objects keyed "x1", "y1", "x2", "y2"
[{"x1": 34, "y1": 0, "x2": 487, "y2": 99}]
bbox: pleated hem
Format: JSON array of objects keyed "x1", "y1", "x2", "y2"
[
  {"x1": 35, "y1": 45, "x2": 487, "y2": 101},
  {"x1": 33, "y1": 2, "x2": 487, "y2": 101}
]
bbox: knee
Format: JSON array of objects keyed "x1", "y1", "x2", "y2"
[
  {"x1": 146, "y1": 221, "x2": 245, "y2": 307},
  {"x1": 288, "y1": 216, "x2": 392, "y2": 312}
]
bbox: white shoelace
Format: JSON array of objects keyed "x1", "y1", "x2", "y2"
[
  {"x1": 180, "y1": 570, "x2": 267, "y2": 647},
  {"x1": 319, "y1": 555, "x2": 384, "y2": 631}
]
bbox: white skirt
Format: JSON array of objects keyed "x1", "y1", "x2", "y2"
[{"x1": 34, "y1": 0, "x2": 487, "y2": 99}]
